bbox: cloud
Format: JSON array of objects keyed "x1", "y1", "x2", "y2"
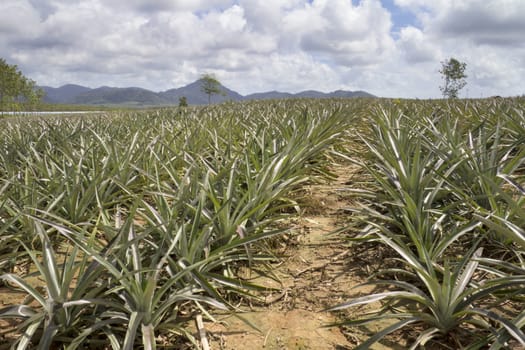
[
  {"x1": 105, "y1": 0, "x2": 236, "y2": 13},
  {"x1": 0, "y1": 0, "x2": 42, "y2": 38},
  {"x1": 238, "y1": 0, "x2": 303, "y2": 34},
  {"x1": 289, "y1": 0, "x2": 395, "y2": 66},
  {"x1": 0, "y1": 0, "x2": 524, "y2": 98},
  {"x1": 220, "y1": 52, "x2": 343, "y2": 94},
  {"x1": 390, "y1": 0, "x2": 525, "y2": 96},
  {"x1": 394, "y1": 0, "x2": 525, "y2": 46},
  {"x1": 431, "y1": 1, "x2": 525, "y2": 46},
  {"x1": 398, "y1": 26, "x2": 440, "y2": 63}
]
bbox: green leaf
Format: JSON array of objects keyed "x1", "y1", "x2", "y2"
[
  {"x1": 355, "y1": 318, "x2": 419, "y2": 350},
  {"x1": 469, "y1": 308, "x2": 525, "y2": 346},
  {"x1": 0, "y1": 305, "x2": 36, "y2": 318},
  {"x1": 123, "y1": 311, "x2": 143, "y2": 350}
]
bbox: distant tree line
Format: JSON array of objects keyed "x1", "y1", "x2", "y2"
[{"x1": 0, "y1": 58, "x2": 43, "y2": 112}]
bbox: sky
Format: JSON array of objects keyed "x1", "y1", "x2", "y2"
[{"x1": 1, "y1": 0, "x2": 524, "y2": 98}]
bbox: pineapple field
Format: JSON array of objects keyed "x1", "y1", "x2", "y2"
[{"x1": 0, "y1": 98, "x2": 524, "y2": 349}]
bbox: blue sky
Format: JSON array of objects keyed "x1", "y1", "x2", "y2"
[
  {"x1": 1, "y1": 0, "x2": 524, "y2": 98},
  {"x1": 381, "y1": 0, "x2": 418, "y2": 36}
]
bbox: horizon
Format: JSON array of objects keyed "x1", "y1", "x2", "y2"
[
  {"x1": 40, "y1": 80, "x2": 372, "y2": 96},
  {"x1": 2, "y1": 0, "x2": 524, "y2": 98}
]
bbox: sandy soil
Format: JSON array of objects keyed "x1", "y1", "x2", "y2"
[{"x1": 202, "y1": 162, "x2": 403, "y2": 350}]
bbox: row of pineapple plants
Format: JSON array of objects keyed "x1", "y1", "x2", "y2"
[
  {"x1": 0, "y1": 101, "x2": 354, "y2": 349},
  {"x1": 335, "y1": 98, "x2": 525, "y2": 349}
]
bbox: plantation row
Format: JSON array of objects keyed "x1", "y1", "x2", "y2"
[
  {"x1": 0, "y1": 101, "x2": 353, "y2": 349},
  {"x1": 0, "y1": 97, "x2": 524, "y2": 349},
  {"x1": 336, "y1": 98, "x2": 525, "y2": 348}
]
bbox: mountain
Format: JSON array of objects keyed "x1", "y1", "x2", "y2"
[
  {"x1": 243, "y1": 91, "x2": 294, "y2": 100},
  {"x1": 242, "y1": 89, "x2": 375, "y2": 100},
  {"x1": 243, "y1": 89, "x2": 374, "y2": 100},
  {"x1": 160, "y1": 79, "x2": 244, "y2": 105},
  {"x1": 330, "y1": 90, "x2": 375, "y2": 98},
  {"x1": 73, "y1": 86, "x2": 166, "y2": 105},
  {"x1": 40, "y1": 81, "x2": 375, "y2": 106},
  {"x1": 41, "y1": 84, "x2": 92, "y2": 104},
  {"x1": 294, "y1": 90, "x2": 328, "y2": 99}
]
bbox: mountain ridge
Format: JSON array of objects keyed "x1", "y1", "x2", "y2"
[{"x1": 40, "y1": 79, "x2": 375, "y2": 106}]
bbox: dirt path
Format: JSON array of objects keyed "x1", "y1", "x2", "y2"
[{"x1": 205, "y1": 162, "x2": 389, "y2": 350}]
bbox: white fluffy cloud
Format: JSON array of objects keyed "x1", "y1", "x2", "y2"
[
  {"x1": 398, "y1": 26, "x2": 440, "y2": 63},
  {"x1": 293, "y1": 0, "x2": 395, "y2": 66},
  {"x1": 0, "y1": 1, "x2": 42, "y2": 38},
  {"x1": 1, "y1": 0, "x2": 524, "y2": 98}
]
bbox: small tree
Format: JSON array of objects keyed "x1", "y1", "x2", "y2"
[
  {"x1": 439, "y1": 58, "x2": 467, "y2": 99},
  {"x1": 178, "y1": 96, "x2": 188, "y2": 107},
  {"x1": 200, "y1": 73, "x2": 223, "y2": 104}
]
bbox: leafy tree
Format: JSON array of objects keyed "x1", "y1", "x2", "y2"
[
  {"x1": 439, "y1": 58, "x2": 467, "y2": 99},
  {"x1": 200, "y1": 73, "x2": 223, "y2": 104},
  {"x1": 0, "y1": 58, "x2": 43, "y2": 111},
  {"x1": 178, "y1": 96, "x2": 188, "y2": 107}
]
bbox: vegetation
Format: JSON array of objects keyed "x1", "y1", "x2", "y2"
[
  {"x1": 332, "y1": 97, "x2": 525, "y2": 349},
  {"x1": 200, "y1": 74, "x2": 223, "y2": 104},
  {"x1": 0, "y1": 58, "x2": 43, "y2": 112},
  {"x1": 0, "y1": 97, "x2": 524, "y2": 349},
  {"x1": 178, "y1": 96, "x2": 188, "y2": 107},
  {"x1": 0, "y1": 100, "x2": 350, "y2": 348},
  {"x1": 440, "y1": 58, "x2": 468, "y2": 98}
]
